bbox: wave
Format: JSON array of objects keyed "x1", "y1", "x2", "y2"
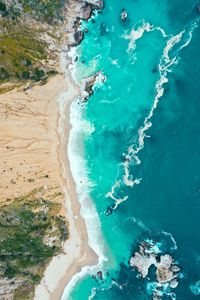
[
  {"x1": 161, "y1": 231, "x2": 178, "y2": 251},
  {"x1": 106, "y1": 18, "x2": 199, "y2": 210},
  {"x1": 123, "y1": 20, "x2": 168, "y2": 53},
  {"x1": 190, "y1": 280, "x2": 200, "y2": 295},
  {"x1": 105, "y1": 18, "x2": 199, "y2": 216},
  {"x1": 106, "y1": 180, "x2": 129, "y2": 210},
  {"x1": 61, "y1": 99, "x2": 107, "y2": 299},
  {"x1": 121, "y1": 17, "x2": 199, "y2": 191},
  {"x1": 147, "y1": 281, "x2": 176, "y2": 300},
  {"x1": 88, "y1": 288, "x2": 97, "y2": 300}
]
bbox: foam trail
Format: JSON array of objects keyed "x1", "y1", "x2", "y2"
[
  {"x1": 123, "y1": 20, "x2": 168, "y2": 52},
  {"x1": 107, "y1": 18, "x2": 199, "y2": 209},
  {"x1": 88, "y1": 288, "x2": 97, "y2": 300},
  {"x1": 106, "y1": 180, "x2": 128, "y2": 209},
  {"x1": 123, "y1": 19, "x2": 199, "y2": 188},
  {"x1": 126, "y1": 216, "x2": 149, "y2": 231},
  {"x1": 61, "y1": 100, "x2": 107, "y2": 299},
  {"x1": 190, "y1": 280, "x2": 200, "y2": 295},
  {"x1": 161, "y1": 231, "x2": 178, "y2": 251}
]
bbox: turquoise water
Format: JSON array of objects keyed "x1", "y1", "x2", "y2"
[{"x1": 64, "y1": 1, "x2": 200, "y2": 299}]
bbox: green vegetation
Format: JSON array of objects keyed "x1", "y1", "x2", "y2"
[
  {"x1": 0, "y1": 27, "x2": 50, "y2": 84},
  {"x1": 0, "y1": 0, "x2": 62, "y2": 85},
  {"x1": 19, "y1": 0, "x2": 65, "y2": 23},
  {"x1": 0, "y1": 189, "x2": 68, "y2": 299},
  {"x1": 0, "y1": 0, "x2": 65, "y2": 23},
  {"x1": 0, "y1": 1, "x2": 8, "y2": 17}
]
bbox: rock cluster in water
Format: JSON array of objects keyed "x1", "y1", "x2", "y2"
[
  {"x1": 81, "y1": 70, "x2": 106, "y2": 100},
  {"x1": 130, "y1": 239, "x2": 180, "y2": 299},
  {"x1": 121, "y1": 8, "x2": 128, "y2": 22}
]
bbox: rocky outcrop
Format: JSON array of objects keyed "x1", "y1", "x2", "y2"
[
  {"x1": 67, "y1": 0, "x2": 104, "y2": 47},
  {"x1": 121, "y1": 9, "x2": 127, "y2": 22},
  {"x1": 130, "y1": 239, "x2": 180, "y2": 299},
  {"x1": 81, "y1": 70, "x2": 106, "y2": 100}
]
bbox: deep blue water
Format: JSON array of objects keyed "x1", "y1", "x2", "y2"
[{"x1": 63, "y1": 1, "x2": 200, "y2": 299}]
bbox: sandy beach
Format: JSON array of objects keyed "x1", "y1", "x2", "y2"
[
  {"x1": 0, "y1": 1, "x2": 104, "y2": 299},
  {"x1": 0, "y1": 70, "x2": 98, "y2": 299},
  {"x1": 34, "y1": 71, "x2": 98, "y2": 300}
]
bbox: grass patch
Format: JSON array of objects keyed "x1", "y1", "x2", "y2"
[
  {"x1": 19, "y1": 0, "x2": 65, "y2": 23},
  {"x1": 0, "y1": 189, "x2": 69, "y2": 298},
  {"x1": 0, "y1": 27, "x2": 49, "y2": 84}
]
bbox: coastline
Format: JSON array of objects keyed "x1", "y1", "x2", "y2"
[
  {"x1": 34, "y1": 71, "x2": 98, "y2": 299},
  {"x1": 0, "y1": 1, "x2": 105, "y2": 298},
  {"x1": 40, "y1": 2, "x2": 106, "y2": 298}
]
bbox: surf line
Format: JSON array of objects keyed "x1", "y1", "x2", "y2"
[{"x1": 108, "y1": 18, "x2": 200, "y2": 211}]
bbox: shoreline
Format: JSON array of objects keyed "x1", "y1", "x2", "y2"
[
  {"x1": 34, "y1": 71, "x2": 99, "y2": 300},
  {"x1": 35, "y1": 1, "x2": 106, "y2": 298},
  {"x1": 34, "y1": 69, "x2": 98, "y2": 300},
  {"x1": 0, "y1": 1, "x2": 105, "y2": 299}
]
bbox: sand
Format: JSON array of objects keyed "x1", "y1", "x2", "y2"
[
  {"x1": 0, "y1": 72, "x2": 97, "y2": 300},
  {"x1": 34, "y1": 73, "x2": 98, "y2": 300},
  {"x1": 0, "y1": 75, "x2": 66, "y2": 205}
]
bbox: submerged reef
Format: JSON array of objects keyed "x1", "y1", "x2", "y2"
[{"x1": 0, "y1": 189, "x2": 68, "y2": 299}]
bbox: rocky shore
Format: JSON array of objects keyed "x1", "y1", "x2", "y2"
[{"x1": 130, "y1": 239, "x2": 180, "y2": 300}]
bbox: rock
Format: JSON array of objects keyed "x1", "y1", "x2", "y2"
[
  {"x1": 105, "y1": 205, "x2": 113, "y2": 215},
  {"x1": 68, "y1": 30, "x2": 84, "y2": 47},
  {"x1": 81, "y1": 70, "x2": 106, "y2": 101},
  {"x1": 152, "y1": 67, "x2": 157, "y2": 73},
  {"x1": 156, "y1": 266, "x2": 173, "y2": 283},
  {"x1": 170, "y1": 279, "x2": 179, "y2": 289},
  {"x1": 81, "y1": 1, "x2": 104, "y2": 21},
  {"x1": 73, "y1": 30, "x2": 84, "y2": 46},
  {"x1": 130, "y1": 251, "x2": 157, "y2": 278},
  {"x1": 129, "y1": 239, "x2": 180, "y2": 289},
  {"x1": 81, "y1": 2, "x2": 94, "y2": 20},
  {"x1": 159, "y1": 254, "x2": 173, "y2": 270},
  {"x1": 67, "y1": 1, "x2": 104, "y2": 48},
  {"x1": 97, "y1": 271, "x2": 103, "y2": 280},
  {"x1": 171, "y1": 265, "x2": 180, "y2": 273},
  {"x1": 121, "y1": 9, "x2": 127, "y2": 22}
]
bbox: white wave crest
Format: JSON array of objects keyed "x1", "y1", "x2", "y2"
[
  {"x1": 190, "y1": 280, "x2": 200, "y2": 295},
  {"x1": 122, "y1": 18, "x2": 199, "y2": 189},
  {"x1": 123, "y1": 20, "x2": 168, "y2": 52},
  {"x1": 106, "y1": 180, "x2": 128, "y2": 209},
  {"x1": 88, "y1": 288, "x2": 97, "y2": 300},
  {"x1": 62, "y1": 99, "x2": 107, "y2": 299},
  {"x1": 161, "y1": 231, "x2": 178, "y2": 251}
]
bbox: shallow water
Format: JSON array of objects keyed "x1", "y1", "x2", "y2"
[{"x1": 63, "y1": 1, "x2": 200, "y2": 299}]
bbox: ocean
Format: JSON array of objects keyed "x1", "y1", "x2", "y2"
[{"x1": 63, "y1": 1, "x2": 200, "y2": 299}]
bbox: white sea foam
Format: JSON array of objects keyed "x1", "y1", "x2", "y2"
[
  {"x1": 107, "y1": 18, "x2": 199, "y2": 209},
  {"x1": 126, "y1": 216, "x2": 148, "y2": 231},
  {"x1": 122, "y1": 19, "x2": 199, "y2": 189},
  {"x1": 106, "y1": 180, "x2": 128, "y2": 209},
  {"x1": 67, "y1": 46, "x2": 80, "y2": 83},
  {"x1": 190, "y1": 280, "x2": 200, "y2": 295},
  {"x1": 109, "y1": 58, "x2": 120, "y2": 68},
  {"x1": 123, "y1": 20, "x2": 168, "y2": 52},
  {"x1": 93, "y1": 70, "x2": 107, "y2": 91},
  {"x1": 62, "y1": 15, "x2": 200, "y2": 299},
  {"x1": 147, "y1": 281, "x2": 176, "y2": 300},
  {"x1": 61, "y1": 99, "x2": 107, "y2": 300},
  {"x1": 161, "y1": 231, "x2": 178, "y2": 251},
  {"x1": 88, "y1": 288, "x2": 97, "y2": 300}
]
